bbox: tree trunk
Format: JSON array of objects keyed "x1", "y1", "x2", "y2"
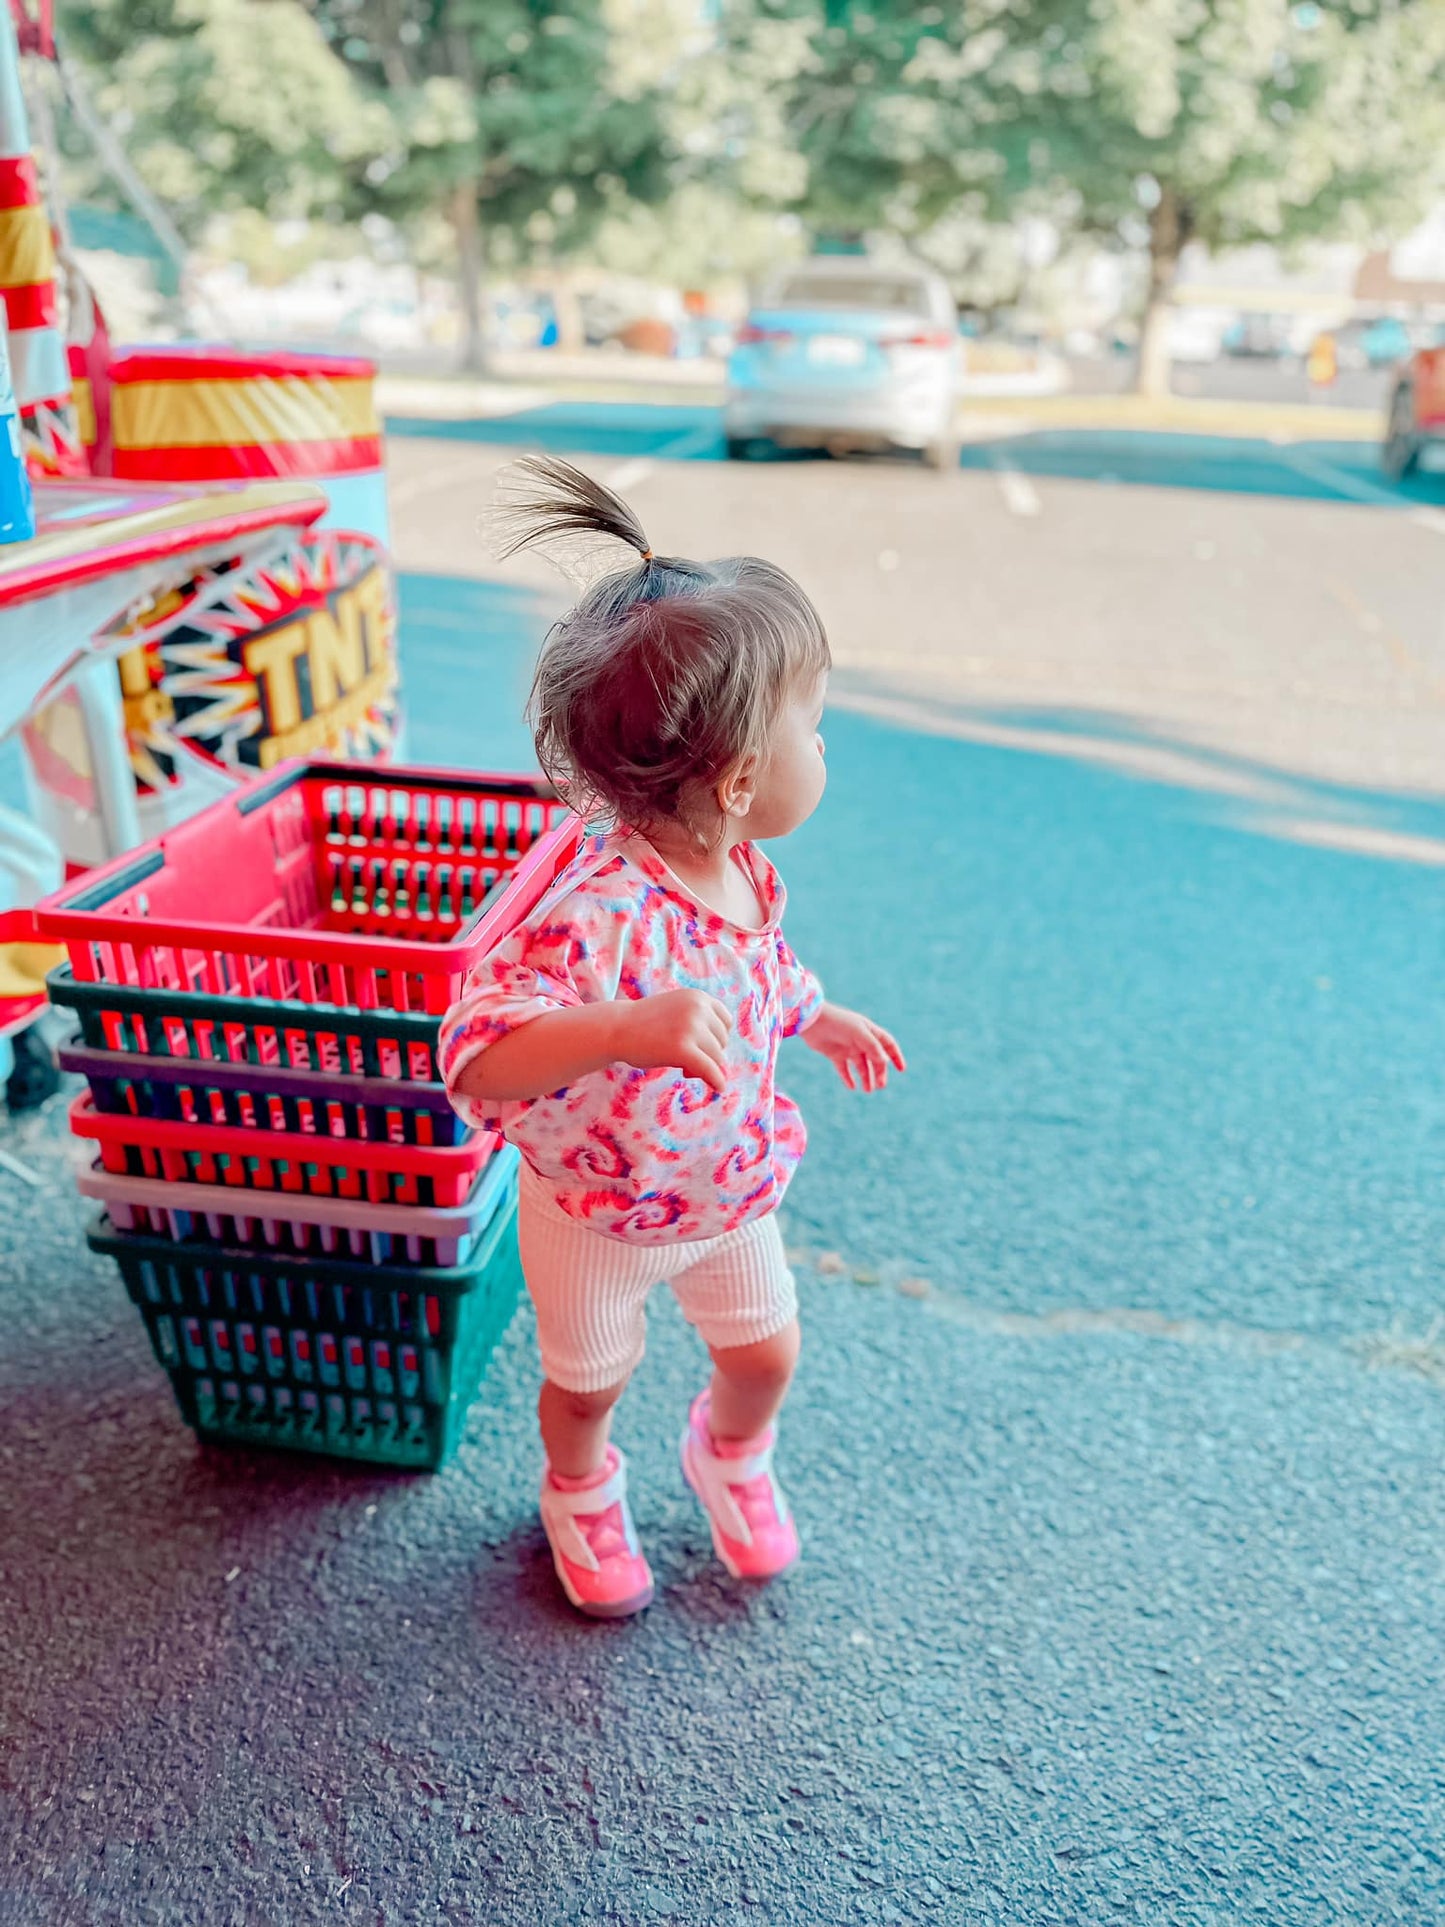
[
  {"x1": 551, "y1": 265, "x2": 586, "y2": 355},
  {"x1": 1134, "y1": 186, "x2": 1189, "y2": 400},
  {"x1": 451, "y1": 178, "x2": 488, "y2": 376}
]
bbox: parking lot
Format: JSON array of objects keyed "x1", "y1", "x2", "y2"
[{"x1": 6, "y1": 405, "x2": 1445, "y2": 1925}]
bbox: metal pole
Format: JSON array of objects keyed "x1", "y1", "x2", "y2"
[{"x1": 72, "y1": 654, "x2": 141, "y2": 858}]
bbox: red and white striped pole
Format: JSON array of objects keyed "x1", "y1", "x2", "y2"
[{"x1": 0, "y1": 1, "x2": 77, "y2": 474}]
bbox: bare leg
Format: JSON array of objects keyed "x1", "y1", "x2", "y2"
[
  {"x1": 706, "y1": 1317, "x2": 801, "y2": 1443},
  {"x1": 538, "y1": 1376, "x2": 631, "y2": 1481}
]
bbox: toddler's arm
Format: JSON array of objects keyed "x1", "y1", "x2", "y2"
[
  {"x1": 775, "y1": 928, "x2": 903, "y2": 1093},
  {"x1": 452, "y1": 988, "x2": 733, "y2": 1104},
  {"x1": 800, "y1": 1001, "x2": 906, "y2": 1093}
]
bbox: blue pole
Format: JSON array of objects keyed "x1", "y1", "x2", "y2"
[{"x1": 0, "y1": 319, "x2": 36, "y2": 546}]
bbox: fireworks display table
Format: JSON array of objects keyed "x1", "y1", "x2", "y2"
[
  {"x1": 9, "y1": 475, "x2": 330, "y2": 855},
  {"x1": 0, "y1": 349, "x2": 402, "y2": 1062},
  {"x1": 0, "y1": 475, "x2": 330, "y2": 1034},
  {"x1": 23, "y1": 347, "x2": 400, "y2": 871}
]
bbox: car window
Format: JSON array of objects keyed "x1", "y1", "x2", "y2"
[{"x1": 773, "y1": 275, "x2": 934, "y2": 317}]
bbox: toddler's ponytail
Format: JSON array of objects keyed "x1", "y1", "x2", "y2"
[{"x1": 495, "y1": 454, "x2": 654, "y2": 568}]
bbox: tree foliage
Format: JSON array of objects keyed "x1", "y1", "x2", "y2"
[
  {"x1": 307, "y1": 1, "x2": 675, "y2": 258},
  {"x1": 727, "y1": 0, "x2": 1445, "y2": 242},
  {"x1": 58, "y1": 0, "x2": 680, "y2": 365},
  {"x1": 55, "y1": 0, "x2": 390, "y2": 238},
  {"x1": 980, "y1": 0, "x2": 1445, "y2": 386},
  {"x1": 721, "y1": 0, "x2": 1445, "y2": 379},
  {"x1": 51, "y1": 0, "x2": 1445, "y2": 382}
]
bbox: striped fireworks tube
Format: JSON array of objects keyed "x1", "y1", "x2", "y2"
[
  {"x1": 61, "y1": 258, "x2": 111, "y2": 472},
  {"x1": 0, "y1": 2, "x2": 76, "y2": 471}
]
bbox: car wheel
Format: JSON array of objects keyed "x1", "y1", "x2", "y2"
[
  {"x1": 923, "y1": 436, "x2": 960, "y2": 472},
  {"x1": 1383, "y1": 384, "x2": 1421, "y2": 479},
  {"x1": 725, "y1": 436, "x2": 754, "y2": 461}
]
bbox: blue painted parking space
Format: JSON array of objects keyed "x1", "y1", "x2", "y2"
[
  {"x1": 397, "y1": 572, "x2": 552, "y2": 770},
  {"x1": 388, "y1": 398, "x2": 1445, "y2": 508},
  {"x1": 959, "y1": 427, "x2": 1445, "y2": 506},
  {"x1": 386, "y1": 399, "x2": 725, "y2": 461}
]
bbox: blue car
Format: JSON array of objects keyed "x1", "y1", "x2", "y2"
[
  {"x1": 1334, "y1": 315, "x2": 1415, "y2": 371},
  {"x1": 725, "y1": 258, "x2": 961, "y2": 468}
]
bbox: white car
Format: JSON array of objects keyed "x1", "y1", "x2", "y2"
[{"x1": 725, "y1": 259, "x2": 961, "y2": 468}]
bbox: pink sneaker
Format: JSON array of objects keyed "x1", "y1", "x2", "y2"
[
  {"x1": 539, "y1": 1446, "x2": 654, "y2": 1618},
  {"x1": 680, "y1": 1393, "x2": 800, "y2": 1581}
]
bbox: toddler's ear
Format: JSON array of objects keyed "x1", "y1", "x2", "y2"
[{"x1": 717, "y1": 756, "x2": 758, "y2": 820}]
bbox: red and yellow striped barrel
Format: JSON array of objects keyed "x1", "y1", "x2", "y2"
[{"x1": 109, "y1": 347, "x2": 382, "y2": 483}]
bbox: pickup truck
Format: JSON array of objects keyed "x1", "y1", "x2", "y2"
[{"x1": 1384, "y1": 344, "x2": 1445, "y2": 478}]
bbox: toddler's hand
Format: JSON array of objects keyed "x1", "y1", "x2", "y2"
[
  {"x1": 614, "y1": 989, "x2": 732, "y2": 1094},
  {"x1": 801, "y1": 1002, "x2": 905, "y2": 1092}
]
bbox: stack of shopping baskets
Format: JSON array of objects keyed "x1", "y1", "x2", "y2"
[{"x1": 36, "y1": 759, "x2": 576, "y2": 1471}]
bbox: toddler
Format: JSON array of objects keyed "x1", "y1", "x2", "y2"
[{"x1": 440, "y1": 457, "x2": 903, "y2": 1617}]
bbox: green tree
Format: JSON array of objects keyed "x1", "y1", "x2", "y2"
[
  {"x1": 307, "y1": 0, "x2": 678, "y2": 369},
  {"x1": 724, "y1": 0, "x2": 1445, "y2": 392},
  {"x1": 55, "y1": 0, "x2": 391, "y2": 239},
  {"x1": 575, "y1": 5, "x2": 813, "y2": 291},
  {"x1": 715, "y1": 4, "x2": 1006, "y2": 269},
  {"x1": 982, "y1": 0, "x2": 1445, "y2": 393}
]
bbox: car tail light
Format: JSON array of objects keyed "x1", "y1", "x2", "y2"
[
  {"x1": 886, "y1": 330, "x2": 955, "y2": 351},
  {"x1": 737, "y1": 323, "x2": 792, "y2": 346}
]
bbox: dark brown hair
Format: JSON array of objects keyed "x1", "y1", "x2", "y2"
[{"x1": 497, "y1": 456, "x2": 830, "y2": 835}]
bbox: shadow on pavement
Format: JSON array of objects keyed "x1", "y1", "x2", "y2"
[{"x1": 1, "y1": 1359, "x2": 415, "y2": 1763}]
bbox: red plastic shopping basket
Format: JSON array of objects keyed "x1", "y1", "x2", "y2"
[
  {"x1": 36, "y1": 760, "x2": 582, "y2": 1016},
  {"x1": 69, "y1": 1090, "x2": 496, "y2": 1207}
]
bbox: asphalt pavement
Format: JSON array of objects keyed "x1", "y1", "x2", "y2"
[{"x1": 4, "y1": 419, "x2": 1445, "y2": 1925}]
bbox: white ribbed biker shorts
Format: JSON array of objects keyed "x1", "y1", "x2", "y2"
[{"x1": 517, "y1": 1161, "x2": 799, "y2": 1393}]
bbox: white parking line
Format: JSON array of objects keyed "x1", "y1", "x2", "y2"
[
  {"x1": 1275, "y1": 442, "x2": 1403, "y2": 509},
  {"x1": 986, "y1": 451, "x2": 1041, "y2": 517},
  {"x1": 827, "y1": 686, "x2": 1301, "y2": 807},
  {"x1": 0, "y1": 1147, "x2": 41, "y2": 1186},
  {"x1": 1274, "y1": 441, "x2": 1445, "y2": 534},
  {"x1": 608, "y1": 422, "x2": 724, "y2": 492},
  {"x1": 1000, "y1": 468, "x2": 1042, "y2": 517},
  {"x1": 1255, "y1": 816, "x2": 1445, "y2": 867},
  {"x1": 605, "y1": 457, "x2": 655, "y2": 492}
]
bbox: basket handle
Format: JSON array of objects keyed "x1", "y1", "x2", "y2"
[
  {"x1": 39, "y1": 846, "x2": 167, "y2": 916},
  {"x1": 235, "y1": 764, "x2": 307, "y2": 817}
]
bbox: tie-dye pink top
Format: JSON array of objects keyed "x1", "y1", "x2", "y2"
[{"x1": 439, "y1": 829, "x2": 823, "y2": 1245}]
